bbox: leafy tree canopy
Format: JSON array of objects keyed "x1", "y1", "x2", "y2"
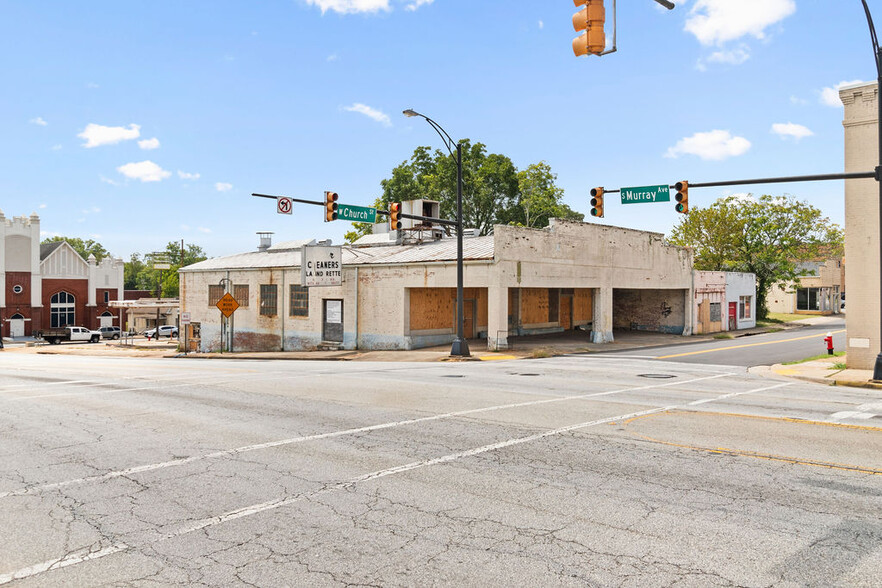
[
  {"x1": 345, "y1": 142, "x2": 582, "y2": 242},
  {"x1": 124, "y1": 242, "x2": 208, "y2": 298},
  {"x1": 41, "y1": 236, "x2": 111, "y2": 262},
  {"x1": 668, "y1": 194, "x2": 843, "y2": 319}
]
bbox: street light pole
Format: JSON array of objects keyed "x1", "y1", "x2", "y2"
[
  {"x1": 403, "y1": 109, "x2": 470, "y2": 357},
  {"x1": 860, "y1": 1, "x2": 882, "y2": 380}
]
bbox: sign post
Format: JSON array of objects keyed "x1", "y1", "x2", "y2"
[{"x1": 620, "y1": 184, "x2": 671, "y2": 204}]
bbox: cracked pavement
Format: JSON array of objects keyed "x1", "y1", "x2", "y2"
[{"x1": 0, "y1": 353, "x2": 880, "y2": 586}]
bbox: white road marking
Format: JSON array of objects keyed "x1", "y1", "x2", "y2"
[
  {"x1": 0, "y1": 372, "x2": 733, "y2": 499},
  {"x1": 0, "y1": 543, "x2": 129, "y2": 585},
  {"x1": 830, "y1": 411, "x2": 877, "y2": 420},
  {"x1": 0, "y1": 378, "x2": 779, "y2": 584}
]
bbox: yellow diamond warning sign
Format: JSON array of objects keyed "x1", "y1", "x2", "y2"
[{"x1": 216, "y1": 292, "x2": 240, "y2": 318}]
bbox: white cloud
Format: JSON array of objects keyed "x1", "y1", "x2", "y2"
[
  {"x1": 405, "y1": 0, "x2": 433, "y2": 11},
  {"x1": 180, "y1": 224, "x2": 191, "y2": 231},
  {"x1": 178, "y1": 170, "x2": 200, "y2": 180},
  {"x1": 138, "y1": 137, "x2": 160, "y2": 150},
  {"x1": 706, "y1": 46, "x2": 750, "y2": 65},
  {"x1": 771, "y1": 122, "x2": 813, "y2": 141},
  {"x1": 39, "y1": 204, "x2": 47, "y2": 209},
  {"x1": 116, "y1": 160, "x2": 171, "y2": 182},
  {"x1": 30, "y1": 117, "x2": 48, "y2": 126},
  {"x1": 538, "y1": 20, "x2": 544, "y2": 30},
  {"x1": 790, "y1": 95, "x2": 808, "y2": 105},
  {"x1": 215, "y1": 182, "x2": 233, "y2": 192},
  {"x1": 665, "y1": 130, "x2": 751, "y2": 161},
  {"x1": 820, "y1": 80, "x2": 866, "y2": 107},
  {"x1": 344, "y1": 103, "x2": 392, "y2": 127},
  {"x1": 100, "y1": 175, "x2": 122, "y2": 186},
  {"x1": 78, "y1": 123, "x2": 141, "y2": 148},
  {"x1": 685, "y1": 0, "x2": 796, "y2": 46},
  {"x1": 305, "y1": 0, "x2": 390, "y2": 14},
  {"x1": 197, "y1": 227, "x2": 212, "y2": 234},
  {"x1": 327, "y1": 54, "x2": 339, "y2": 62},
  {"x1": 50, "y1": 144, "x2": 62, "y2": 151}
]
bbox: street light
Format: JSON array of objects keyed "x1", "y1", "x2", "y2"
[
  {"x1": 403, "y1": 108, "x2": 470, "y2": 357},
  {"x1": 859, "y1": 1, "x2": 882, "y2": 380},
  {"x1": 653, "y1": 0, "x2": 675, "y2": 9}
]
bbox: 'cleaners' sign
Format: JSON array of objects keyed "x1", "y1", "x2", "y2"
[{"x1": 301, "y1": 245, "x2": 343, "y2": 287}]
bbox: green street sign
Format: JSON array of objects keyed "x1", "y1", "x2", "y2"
[
  {"x1": 337, "y1": 204, "x2": 377, "y2": 223},
  {"x1": 620, "y1": 184, "x2": 671, "y2": 204}
]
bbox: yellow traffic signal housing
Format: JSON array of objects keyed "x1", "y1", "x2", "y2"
[
  {"x1": 573, "y1": 0, "x2": 606, "y2": 57},
  {"x1": 590, "y1": 187, "x2": 604, "y2": 218},
  {"x1": 324, "y1": 191, "x2": 338, "y2": 221},
  {"x1": 389, "y1": 202, "x2": 402, "y2": 230},
  {"x1": 675, "y1": 181, "x2": 689, "y2": 214}
]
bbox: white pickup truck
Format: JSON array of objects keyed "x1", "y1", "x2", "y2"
[{"x1": 39, "y1": 326, "x2": 102, "y2": 344}]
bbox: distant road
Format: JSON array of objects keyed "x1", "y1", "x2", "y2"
[{"x1": 597, "y1": 319, "x2": 846, "y2": 367}]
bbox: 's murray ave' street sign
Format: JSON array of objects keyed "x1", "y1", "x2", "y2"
[
  {"x1": 337, "y1": 204, "x2": 377, "y2": 224},
  {"x1": 620, "y1": 184, "x2": 671, "y2": 204}
]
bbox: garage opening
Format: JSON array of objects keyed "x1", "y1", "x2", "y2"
[{"x1": 613, "y1": 289, "x2": 686, "y2": 334}]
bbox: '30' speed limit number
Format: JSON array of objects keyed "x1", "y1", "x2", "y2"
[{"x1": 277, "y1": 197, "x2": 293, "y2": 215}]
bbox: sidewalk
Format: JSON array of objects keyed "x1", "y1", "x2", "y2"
[{"x1": 766, "y1": 355, "x2": 882, "y2": 390}]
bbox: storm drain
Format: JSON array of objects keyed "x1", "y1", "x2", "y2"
[{"x1": 637, "y1": 374, "x2": 676, "y2": 379}]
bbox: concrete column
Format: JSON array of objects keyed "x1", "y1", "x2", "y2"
[
  {"x1": 486, "y1": 285, "x2": 509, "y2": 350},
  {"x1": 592, "y1": 287, "x2": 614, "y2": 343},
  {"x1": 0, "y1": 209, "x2": 6, "y2": 310},
  {"x1": 87, "y1": 254, "x2": 97, "y2": 307},
  {"x1": 841, "y1": 82, "x2": 879, "y2": 369}
]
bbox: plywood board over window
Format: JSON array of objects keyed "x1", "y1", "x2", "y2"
[
  {"x1": 410, "y1": 288, "x2": 455, "y2": 331},
  {"x1": 521, "y1": 288, "x2": 550, "y2": 324},
  {"x1": 573, "y1": 289, "x2": 593, "y2": 323}
]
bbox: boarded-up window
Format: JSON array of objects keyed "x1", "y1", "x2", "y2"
[
  {"x1": 410, "y1": 288, "x2": 455, "y2": 331},
  {"x1": 208, "y1": 284, "x2": 224, "y2": 307},
  {"x1": 290, "y1": 285, "x2": 308, "y2": 317},
  {"x1": 260, "y1": 284, "x2": 278, "y2": 316},
  {"x1": 710, "y1": 302, "x2": 721, "y2": 322},
  {"x1": 233, "y1": 285, "x2": 249, "y2": 307}
]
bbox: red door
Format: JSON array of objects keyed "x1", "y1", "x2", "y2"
[{"x1": 728, "y1": 302, "x2": 737, "y2": 331}]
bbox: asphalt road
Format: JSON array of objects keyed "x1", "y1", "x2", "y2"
[
  {"x1": 0, "y1": 353, "x2": 880, "y2": 586},
  {"x1": 598, "y1": 319, "x2": 847, "y2": 366}
]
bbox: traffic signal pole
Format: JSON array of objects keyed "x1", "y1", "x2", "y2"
[{"x1": 602, "y1": 171, "x2": 877, "y2": 196}]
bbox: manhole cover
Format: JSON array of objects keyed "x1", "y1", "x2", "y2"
[{"x1": 638, "y1": 374, "x2": 676, "y2": 379}]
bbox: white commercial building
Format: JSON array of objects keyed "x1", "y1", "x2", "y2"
[{"x1": 179, "y1": 219, "x2": 696, "y2": 353}]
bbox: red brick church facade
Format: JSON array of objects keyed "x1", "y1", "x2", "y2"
[{"x1": 1, "y1": 211, "x2": 124, "y2": 338}]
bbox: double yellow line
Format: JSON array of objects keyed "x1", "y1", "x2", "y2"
[{"x1": 655, "y1": 329, "x2": 846, "y2": 360}]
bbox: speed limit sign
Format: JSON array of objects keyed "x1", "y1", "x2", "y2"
[{"x1": 277, "y1": 197, "x2": 293, "y2": 215}]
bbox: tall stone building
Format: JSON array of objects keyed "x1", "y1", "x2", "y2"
[{"x1": 841, "y1": 82, "x2": 879, "y2": 369}]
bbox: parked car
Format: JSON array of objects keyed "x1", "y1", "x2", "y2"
[
  {"x1": 98, "y1": 326, "x2": 121, "y2": 340},
  {"x1": 39, "y1": 326, "x2": 102, "y2": 344},
  {"x1": 144, "y1": 325, "x2": 178, "y2": 339}
]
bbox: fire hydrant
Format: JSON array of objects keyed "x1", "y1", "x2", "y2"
[{"x1": 824, "y1": 332, "x2": 834, "y2": 355}]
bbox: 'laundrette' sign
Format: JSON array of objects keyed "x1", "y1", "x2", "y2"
[{"x1": 301, "y1": 245, "x2": 343, "y2": 287}]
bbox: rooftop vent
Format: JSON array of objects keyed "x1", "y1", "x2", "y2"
[{"x1": 257, "y1": 232, "x2": 274, "y2": 252}]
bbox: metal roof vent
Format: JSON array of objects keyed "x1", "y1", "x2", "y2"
[{"x1": 257, "y1": 232, "x2": 274, "y2": 252}]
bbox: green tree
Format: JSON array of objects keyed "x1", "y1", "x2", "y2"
[
  {"x1": 669, "y1": 194, "x2": 843, "y2": 319},
  {"x1": 124, "y1": 242, "x2": 208, "y2": 297},
  {"x1": 510, "y1": 162, "x2": 584, "y2": 228},
  {"x1": 353, "y1": 143, "x2": 576, "y2": 241},
  {"x1": 41, "y1": 236, "x2": 111, "y2": 261}
]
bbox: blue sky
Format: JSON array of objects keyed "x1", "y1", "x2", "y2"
[{"x1": 0, "y1": 0, "x2": 872, "y2": 258}]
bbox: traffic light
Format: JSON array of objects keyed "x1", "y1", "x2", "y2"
[
  {"x1": 389, "y1": 202, "x2": 402, "y2": 230},
  {"x1": 573, "y1": 0, "x2": 606, "y2": 57},
  {"x1": 324, "y1": 191, "x2": 338, "y2": 222},
  {"x1": 590, "y1": 187, "x2": 604, "y2": 218},
  {"x1": 674, "y1": 181, "x2": 689, "y2": 214}
]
